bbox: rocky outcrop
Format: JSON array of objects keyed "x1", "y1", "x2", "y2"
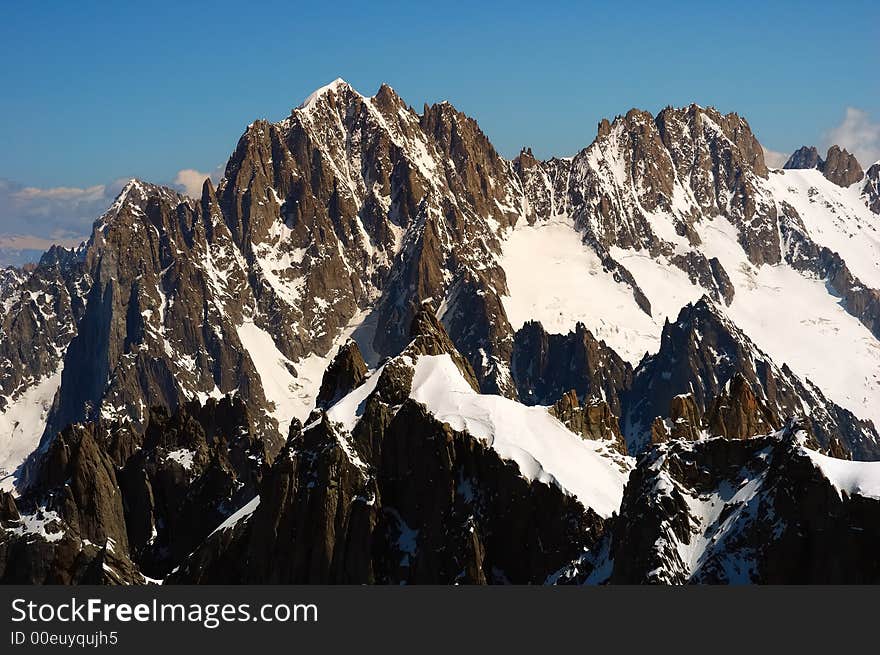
[
  {"x1": 781, "y1": 218, "x2": 880, "y2": 340},
  {"x1": 784, "y1": 146, "x2": 823, "y2": 170},
  {"x1": 0, "y1": 396, "x2": 267, "y2": 584},
  {"x1": 863, "y1": 162, "x2": 880, "y2": 214},
  {"x1": 0, "y1": 418, "x2": 140, "y2": 584},
  {"x1": 563, "y1": 425, "x2": 880, "y2": 584},
  {"x1": 550, "y1": 391, "x2": 626, "y2": 454},
  {"x1": 316, "y1": 341, "x2": 368, "y2": 409},
  {"x1": 703, "y1": 373, "x2": 779, "y2": 439},
  {"x1": 0, "y1": 246, "x2": 86, "y2": 412},
  {"x1": 170, "y1": 318, "x2": 607, "y2": 584},
  {"x1": 822, "y1": 145, "x2": 864, "y2": 187},
  {"x1": 650, "y1": 393, "x2": 703, "y2": 444},
  {"x1": 117, "y1": 396, "x2": 267, "y2": 578},
  {"x1": 624, "y1": 298, "x2": 879, "y2": 458},
  {"x1": 511, "y1": 321, "x2": 632, "y2": 417},
  {"x1": 645, "y1": 371, "x2": 782, "y2": 446},
  {"x1": 783, "y1": 144, "x2": 863, "y2": 187}
]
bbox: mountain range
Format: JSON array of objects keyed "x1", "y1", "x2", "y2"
[{"x1": 2, "y1": 79, "x2": 880, "y2": 584}]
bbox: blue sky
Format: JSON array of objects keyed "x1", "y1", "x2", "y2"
[{"x1": 0, "y1": 0, "x2": 878, "y2": 258}]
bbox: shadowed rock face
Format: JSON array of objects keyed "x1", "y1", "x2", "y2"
[
  {"x1": 316, "y1": 341, "x2": 368, "y2": 409},
  {"x1": 0, "y1": 396, "x2": 266, "y2": 584},
  {"x1": 511, "y1": 321, "x2": 633, "y2": 417},
  {"x1": 168, "y1": 310, "x2": 608, "y2": 584},
  {"x1": 559, "y1": 426, "x2": 880, "y2": 584},
  {"x1": 170, "y1": 401, "x2": 605, "y2": 585},
  {"x1": 863, "y1": 163, "x2": 880, "y2": 214},
  {"x1": 784, "y1": 146, "x2": 824, "y2": 170}
]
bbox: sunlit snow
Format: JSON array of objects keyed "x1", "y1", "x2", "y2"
[{"x1": 409, "y1": 354, "x2": 630, "y2": 517}]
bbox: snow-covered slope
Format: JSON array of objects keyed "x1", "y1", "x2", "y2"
[
  {"x1": 501, "y1": 218, "x2": 663, "y2": 363},
  {"x1": 805, "y1": 448, "x2": 880, "y2": 500},
  {"x1": 0, "y1": 366, "x2": 62, "y2": 491},
  {"x1": 502, "y1": 149, "x2": 880, "y2": 440},
  {"x1": 768, "y1": 168, "x2": 880, "y2": 289},
  {"x1": 696, "y1": 214, "x2": 880, "y2": 430},
  {"x1": 409, "y1": 354, "x2": 630, "y2": 517}
]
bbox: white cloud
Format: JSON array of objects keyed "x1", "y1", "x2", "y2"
[
  {"x1": 0, "y1": 177, "x2": 128, "y2": 245},
  {"x1": 0, "y1": 164, "x2": 225, "y2": 266},
  {"x1": 0, "y1": 235, "x2": 84, "y2": 250},
  {"x1": 762, "y1": 146, "x2": 788, "y2": 169},
  {"x1": 173, "y1": 166, "x2": 224, "y2": 199},
  {"x1": 824, "y1": 107, "x2": 880, "y2": 167},
  {"x1": 0, "y1": 233, "x2": 89, "y2": 266}
]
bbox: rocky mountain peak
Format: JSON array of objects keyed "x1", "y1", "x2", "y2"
[
  {"x1": 4, "y1": 81, "x2": 880, "y2": 585},
  {"x1": 296, "y1": 77, "x2": 360, "y2": 112},
  {"x1": 823, "y1": 145, "x2": 863, "y2": 187},
  {"x1": 316, "y1": 341, "x2": 368, "y2": 409},
  {"x1": 782, "y1": 144, "x2": 864, "y2": 187},
  {"x1": 655, "y1": 103, "x2": 769, "y2": 178},
  {"x1": 784, "y1": 145, "x2": 823, "y2": 170},
  {"x1": 406, "y1": 301, "x2": 480, "y2": 392}
]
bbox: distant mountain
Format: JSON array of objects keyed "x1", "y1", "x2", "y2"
[
  {"x1": 784, "y1": 144, "x2": 865, "y2": 187},
  {"x1": 2, "y1": 81, "x2": 880, "y2": 584}
]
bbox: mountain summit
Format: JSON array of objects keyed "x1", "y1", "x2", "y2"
[{"x1": 2, "y1": 81, "x2": 880, "y2": 584}]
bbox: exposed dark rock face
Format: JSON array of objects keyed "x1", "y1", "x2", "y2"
[
  {"x1": 783, "y1": 144, "x2": 863, "y2": 187},
  {"x1": 0, "y1": 419, "x2": 141, "y2": 584},
  {"x1": 560, "y1": 424, "x2": 880, "y2": 584},
  {"x1": 650, "y1": 393, "x2": 703, "y2": 444},
  {"x1": 0, "y1": 246, "x2": 86, "y2": 412},
  {"x1": 823, "y1": 145, "x2": 864, "y2": 187},
  {"x1": 0, "y1": 396, "x2": 266, "y2": 584},
  {"x1": 316, "y1": 341, "x2": 368, "y2": 409},
  {"x1": 550, "y1": 391, "x2": 626, "y2": 454},
  {"x1": 784, "y1": 146, "x2": 824, "y2": 170},
  {"x1": 703, "y1": 373, "x2": 779, "y2": 439},
  {"x1": 624, "y1": 298, "x2": 879, "y2": 459},
  {"x1": 172, "y1": 400, "x2": 603, "y2": 585},
  {"x1": 648, "y1": 374, "x2": 778, "y2": 446},
  {"x1": 439, "y1": 271, "x2": 517, "y2": 396},
  {"x1": 511, "y1": 321, "x2": 633, "y2": 417},
  {"x1": 36, "y1": 180, "x2": 284, "y2": 456},
  {"x1": 863, "y1": 162, "x2": 880, "y2": 214},
  {"x1": 117, "y1": 397, "x2": 266, "y2": 578}
]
